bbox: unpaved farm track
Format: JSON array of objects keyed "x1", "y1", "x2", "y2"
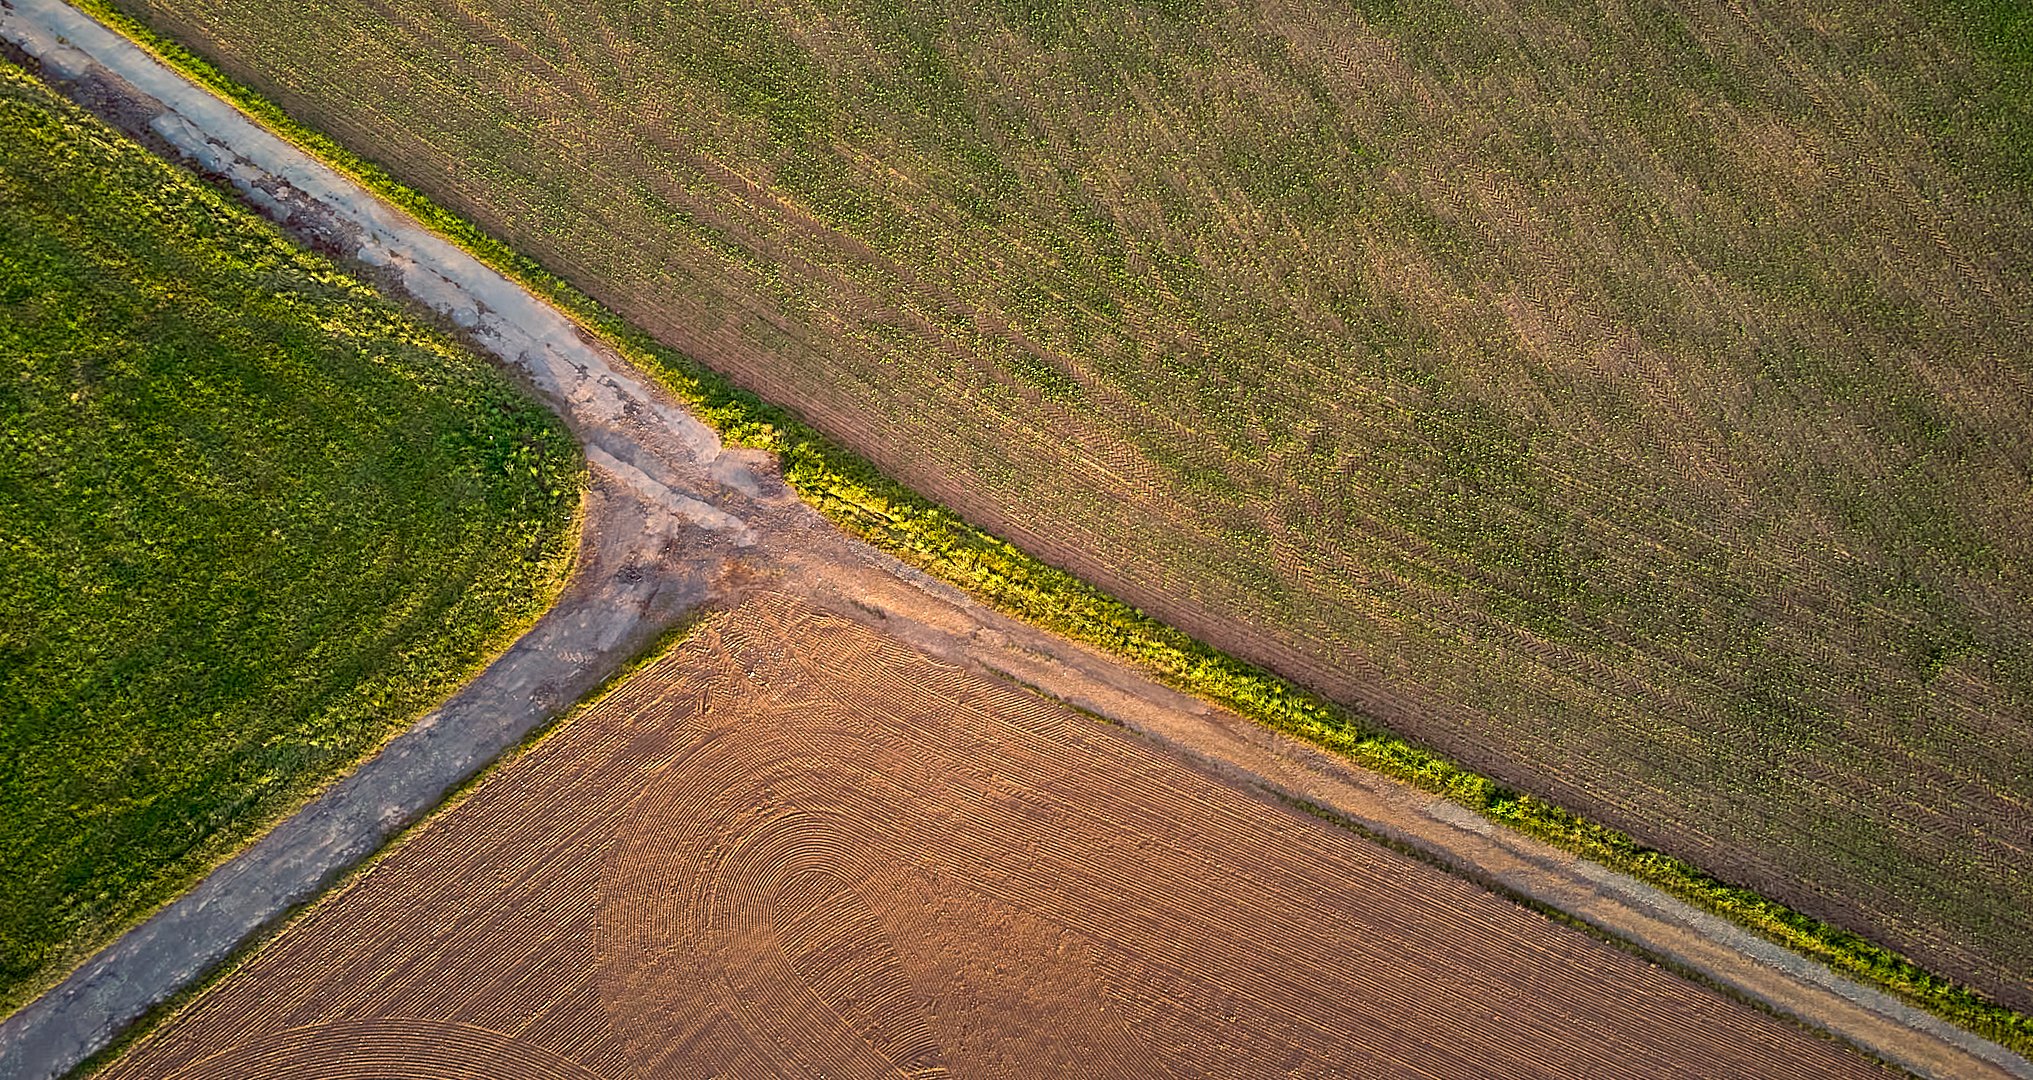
[
  {"x1": 95, "y1": 596, "x2": 1890, "y2": 1080},
  {"x1": 0, "y1": 2, "x2": 2026, "y2": 1078}
]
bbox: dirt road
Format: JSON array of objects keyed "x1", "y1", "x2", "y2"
[{"x1": 0, "y1": 1, "x2": 2026, "y2": 1078}]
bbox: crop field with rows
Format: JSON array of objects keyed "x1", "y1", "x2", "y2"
[
  {"x1": 100, "y1": 0, "x2": 2033, "y2": 1004},
  {"x1": 102, "y1": 596, "x2": 1890, "y2": 1079},
  {"x1": 0, "y1": 61, "x2": 580, "y2": 1008}
]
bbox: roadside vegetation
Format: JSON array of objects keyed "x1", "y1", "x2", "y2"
[{"x1": 0, "y1": 62, "x2": 581, "y2": 1010}]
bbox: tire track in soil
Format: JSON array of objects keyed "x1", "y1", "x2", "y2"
[{"x1": 0, "y1": 3, "x2": 2026, "y2": 1079}]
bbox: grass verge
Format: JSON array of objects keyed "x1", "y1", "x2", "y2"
[{"x1": 62, "y1": 0, "x2": 2033, "y2": 1054}]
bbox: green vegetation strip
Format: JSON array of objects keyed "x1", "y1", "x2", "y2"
[
  {"x1": 65, "y1": 3, "x2": 2033, "y2": 1053},
  {"x1": 0, "y1": 60, "x2": 581, "y2": 1012}
]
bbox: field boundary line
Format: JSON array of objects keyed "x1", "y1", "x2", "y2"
[{"x1": 50, "y1": 0, "x2": 2033, "y2": 1054}]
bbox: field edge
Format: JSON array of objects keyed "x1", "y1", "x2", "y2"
[{"x1": 63, "y1": 0, "x2": 2033, "y2": 1054}]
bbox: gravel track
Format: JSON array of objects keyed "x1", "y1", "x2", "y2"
[{"x1": 0, "y1": 2, "x2": 2025, "y2": 1078}]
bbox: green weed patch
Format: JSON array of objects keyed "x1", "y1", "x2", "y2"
[{"x1": 0, "y1": 62, "x2": 580, "y2": 1011}]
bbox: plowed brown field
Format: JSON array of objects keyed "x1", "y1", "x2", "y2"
[{"x1": 104, "y1": 596, "x2": 1884, "y2": 1079}]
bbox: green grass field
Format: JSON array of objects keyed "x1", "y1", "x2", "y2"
[
  {"x1": 85, "y1": 0, "x2": 2033, "y2": 1011},
  {"x1": 0, "y1": 62, "x2": 581, "y2": 1008}
]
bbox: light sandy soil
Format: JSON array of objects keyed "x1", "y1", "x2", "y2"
[
  {"x1": 0, "y1": 2, "x2": 2026, "y2": 1079},
  {"x1": 95, "y1": 595, "x2": 1893, "y2": 1080}
]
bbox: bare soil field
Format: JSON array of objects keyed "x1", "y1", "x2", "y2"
[
  {"x1": 93, "y1": 0, "x2": 2033, "y2": 1006},
  {"x1": 99, "y1": 595, "x2": 1886, "y2": 1079}
]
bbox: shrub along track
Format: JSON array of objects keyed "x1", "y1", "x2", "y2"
[{"x1": 0, "y1": 2, "x2": 2025, "y2": 1079}]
